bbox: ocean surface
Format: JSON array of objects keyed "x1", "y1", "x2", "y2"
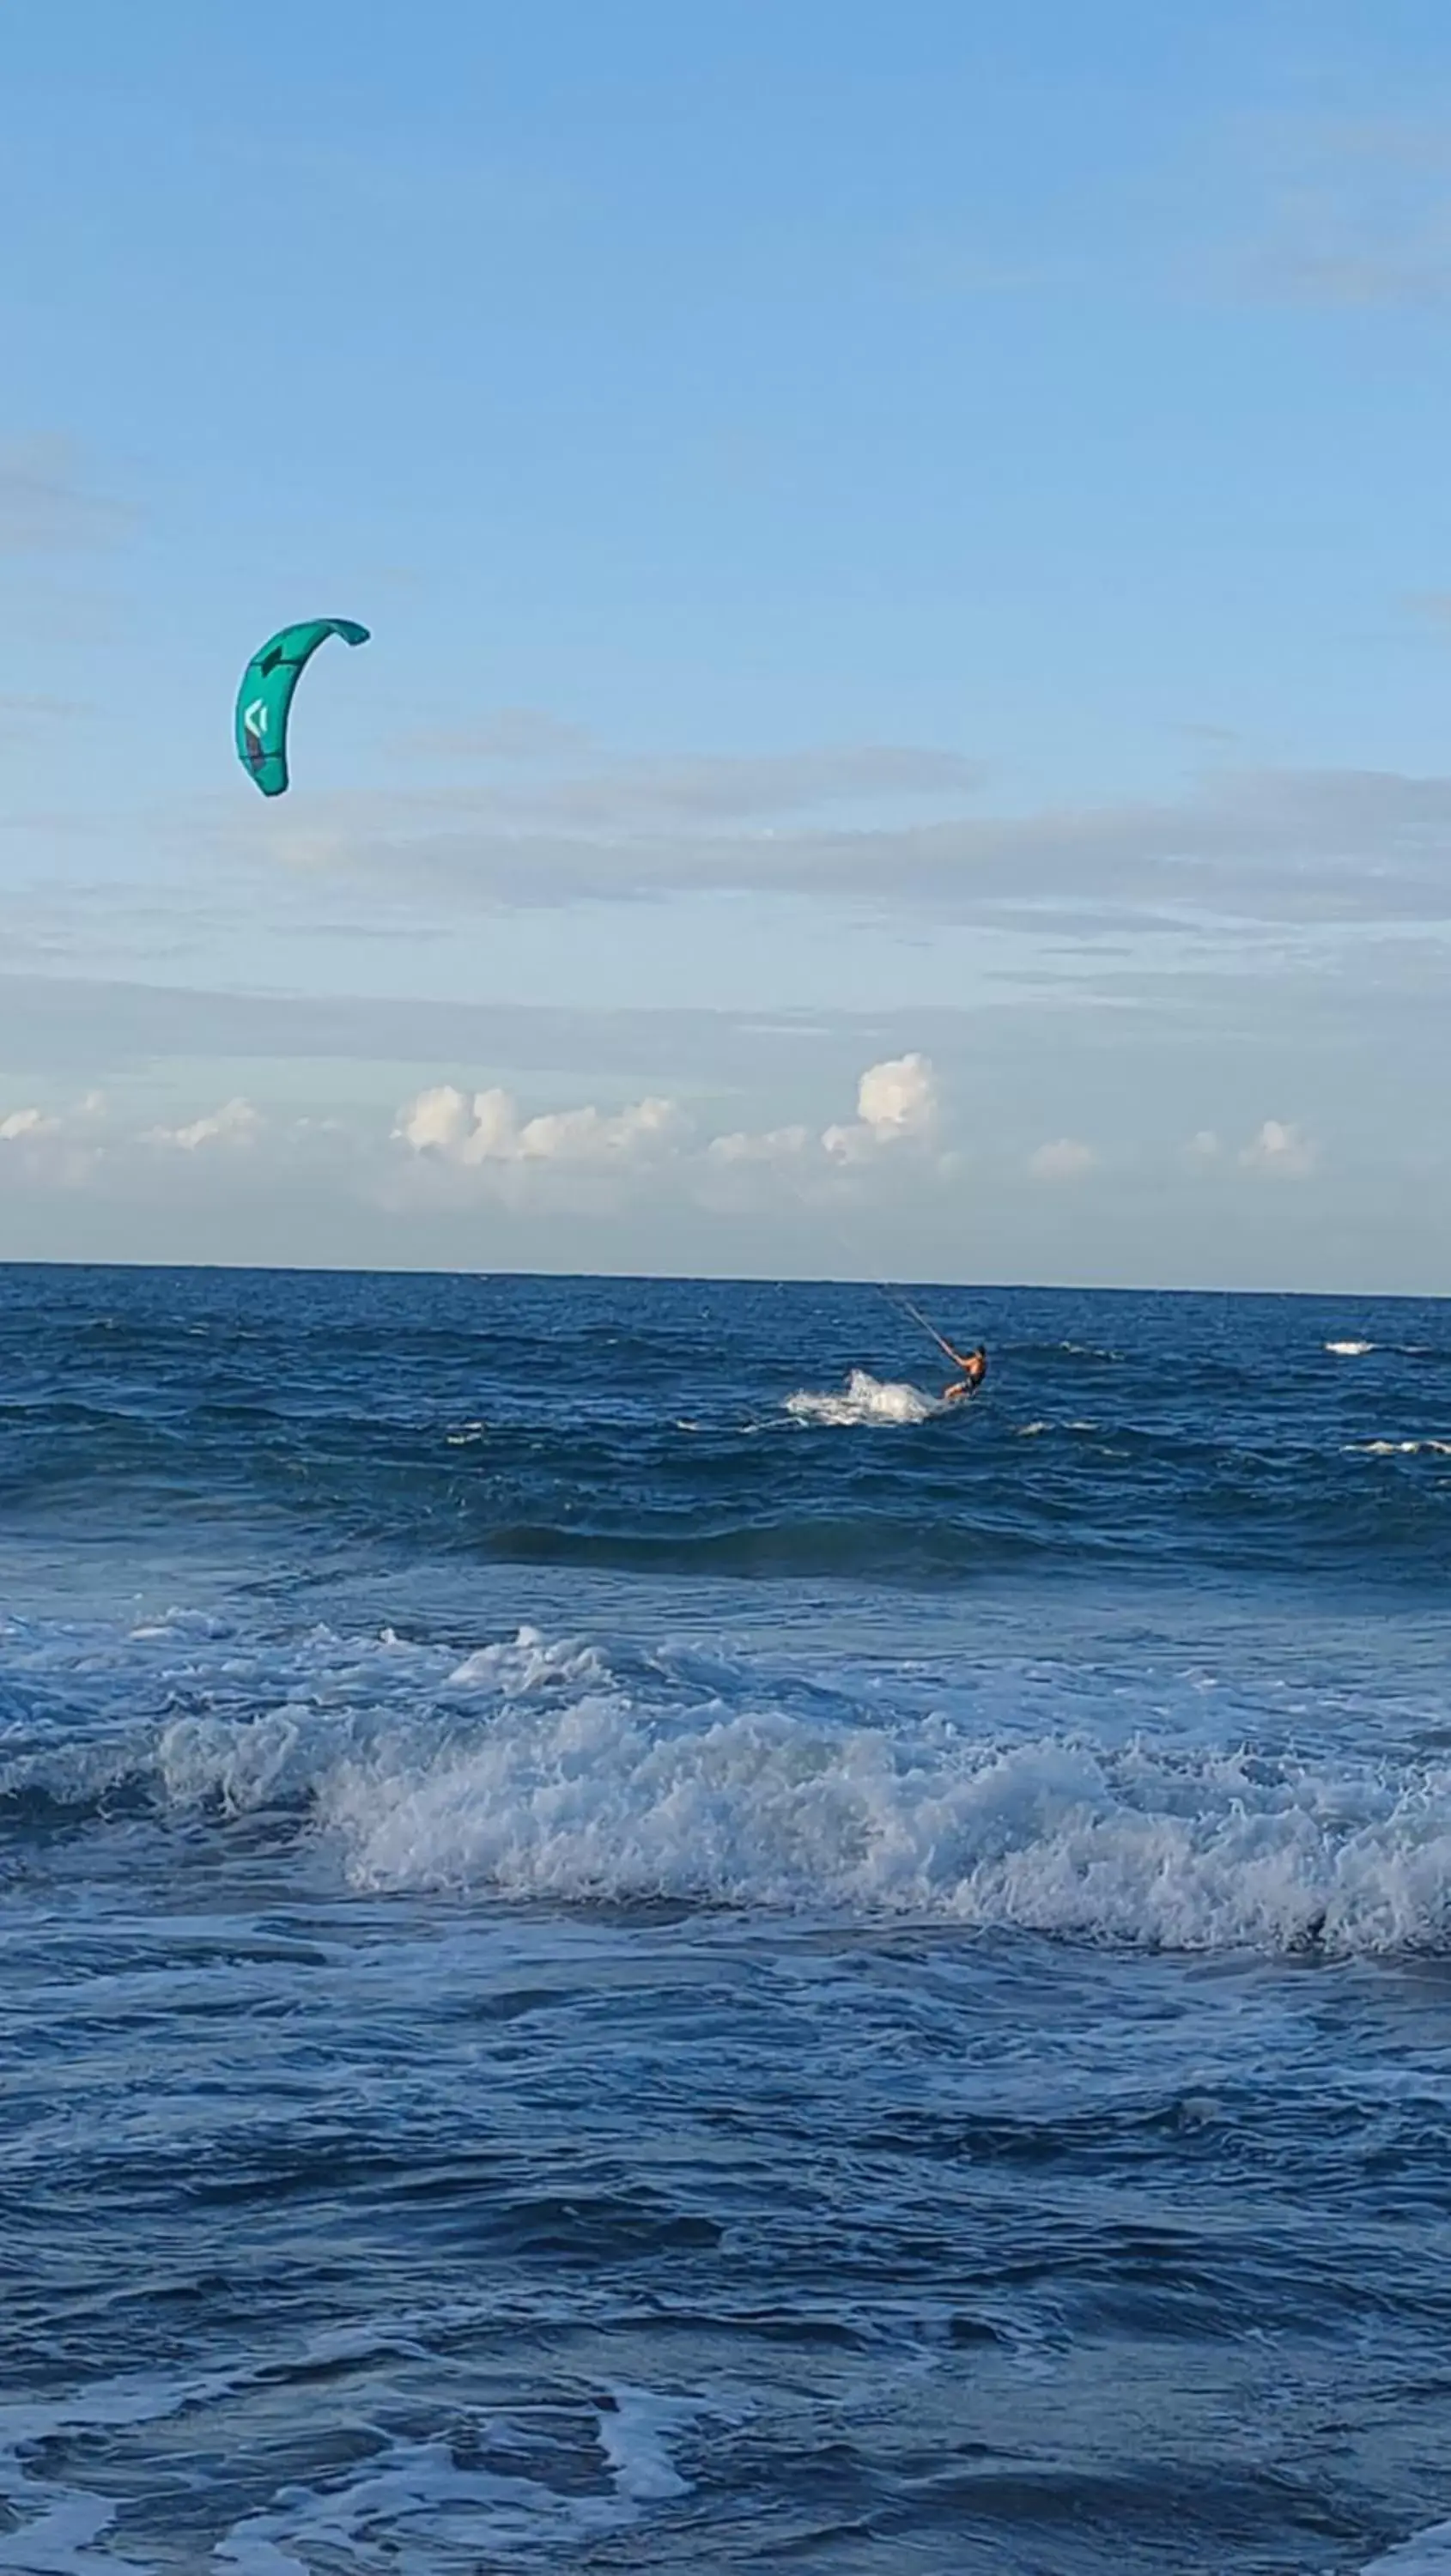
[{"x1": 3, "y1": 1265, "x2": 1451, "y2": 2576}]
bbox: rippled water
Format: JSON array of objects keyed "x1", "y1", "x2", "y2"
[{"x1": 3, "y1": 1265, "x2": 1451, "y2": 2573}]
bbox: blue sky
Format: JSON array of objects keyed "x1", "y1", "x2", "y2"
[{"x1": 4, "y1": 0, "x2": 1451, "y2": 1287}]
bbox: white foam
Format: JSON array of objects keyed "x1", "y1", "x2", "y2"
[
  {"x1": 216, "y1": 2529, "x2": 307, "y2": 2576},
  {"x1": 16, "y1": 1619, "x2": 1451, "y2": 1956},
  {"x1": 595, "y1": 2386, "x2": 711, "y2": 2503},
  {"x1": 0, "y1": 2357, "x2": 706, "y2": 2573},
  {"x1": 301, "y1": 1683, "x2": 1451, "y2": 1955},
  {"x1": 1327, "y1": 1339, "x2": 1375, "y2": 1356},
  {"x1": 1346, "y1": 1440, "x2": 1451, "y2": 1458},
  {"x1": 216, "y1": 2389, "x2": 702, "y2": 2569},
  {"x1": 786, "y1": 1369, "x2": 938, "y2": 1427},
  {"x1": 215, "y1": 2433, "x2": 626, "y2": 2567},
  {"x1": 0, "y1": 2370, "x2": 237, "y2": 2573},
  {"x1": 1360, "y1": 2522, "x2": 1451, "y2": 2573},
  {"x1": 445, "y1": 1627, "x2": 610, "y2": 1697},
  {"x1": 0, "y1": 2488, "x2": 131, "y2": 2573}
]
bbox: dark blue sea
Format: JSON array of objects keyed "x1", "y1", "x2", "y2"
[{"x1": 3, "y1": 1266, "x2": 1451, "y2": 2576}]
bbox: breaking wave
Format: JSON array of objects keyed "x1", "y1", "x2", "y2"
[{"x1": 8, "y1": 1616, "x2": 1451, "y2": 1959}]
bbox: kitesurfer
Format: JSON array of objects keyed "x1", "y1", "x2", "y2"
[{"x1": 941, "y1": 1343, "x2": 987, "y2": 1405}]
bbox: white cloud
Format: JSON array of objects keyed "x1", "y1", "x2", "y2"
[
  {"x1": 1029, "y1": 1137, "x2": 1097, "y2": 1182},
  {"x1": 392, "y1": 1054, "x2": 946, "y2": 1215},
  {"x1": 392, "y1": 1084, "x2": 475, "y2": 1157},
  {"x1": 707, "y1": 1124, "x2": 812, "y2": 1165},
  {"x1": 1181, "y1": 1121, "x2": 1319, "y2": 1178},
  {"x1": 517, "y1": 1097, "x2": 684, "y2": 1163},
  {"x1": 702, "y1": 1057, "x2": 942, "y2": 1204},
  {"x1": 394, "y1": 1083, "x2": 687, "y2": 1170},
  {"x1": 1240, "y1": 1118, "x2": 1316, "y2": 1177},
  {"x1": 144, "y1": 1098, "x2": 262, "y2": 1152},
  {"x1": 1, "y1": 1093, "x2": 106, "y2": 1144},
  {"x1": 0, "y1": 1107, "x2": 59, "y2": 1143},
  {"x1": 823, "y1": 1053, "x2": 938, "y2": 1163},
  {"x1": 0, "y1": 1093, "x2": 108, "y2": 1188},
  {"x1": 857, "y1": 1054, "x2": 938, "y2": 1139}
]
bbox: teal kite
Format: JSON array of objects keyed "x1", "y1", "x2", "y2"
[{"x1": 234, "y1": 618, "x2": 369, "y2": 796}]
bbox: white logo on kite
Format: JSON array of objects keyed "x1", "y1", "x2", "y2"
[{"x1": 244, "y1": 699, "x2": 269, "y2": 736}]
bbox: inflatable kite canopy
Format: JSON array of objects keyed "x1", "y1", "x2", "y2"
[{"x1": 234, "y1": 618, "x2": 370, "y2": 797}]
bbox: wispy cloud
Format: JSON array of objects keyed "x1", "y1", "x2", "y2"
[
  {"x1": 143, "y1": 1098, "x2": 262, "y2": 1153},
  {"x1": 707, "y1": 1123, "x2": 812, "y2": 1168},
  {"x1": 1182, "y1": 1119, "x2": 1319, "y2": 1178},
  {"x1": 232, "y1": 757, "x2": 1451, "y2": 935},
  {"x1": 0, "y1": 971, "x2": 991, "y2": 1097},
  {"x1": 397, "y1": 708, "x2": 597, "y2": 763},
  {"x1": 0, "y1": 1092, "x2": 330, "y2": 1200},
  {"x1": 0, "y1": 694, "x2": 88, "y2": 741},
  {"x1": 0, "y1": 437, "x2": 135, "y2": 556},
  {"x1": 0, "y1": 1091, "x2": 108, "y2": 1188},
  {"x1": 1029, "y1": 1138, "x2": 1097, "y2": 1182},
  {"x1": 1237, "y1": 115, "x2": 1451, "y2": 310},
  {"x1": 884, "y1": 231, "x2": 1074, "y2": 301},
  {"x1": 382, "y1": 736, "x2": 987, "y2": 824}
]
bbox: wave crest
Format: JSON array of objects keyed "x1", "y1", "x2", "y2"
[
  {"x1": 9, "y1": 1619, "x2": 1451, "y2": 1958},
  {"x1": 316, "y1": 1700, "x2": 1451, "y2": 1954}
]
